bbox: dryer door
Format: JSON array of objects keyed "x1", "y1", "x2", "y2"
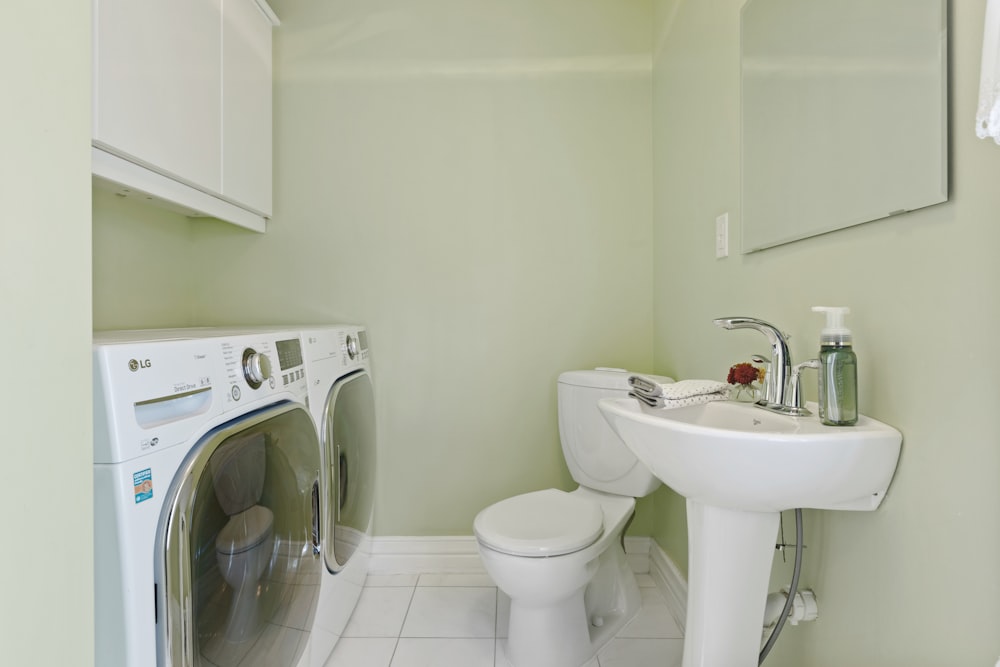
[
  {"x1": 156, "y1": 402, "x2": 321, "y2": 667},
  {"x1": 322, "y1": 370, "x2": 376, "y2": 572}
]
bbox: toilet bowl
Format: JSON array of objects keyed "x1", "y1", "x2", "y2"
[
  {"x1": 211, "y1": 433, "x2": 275, "y2": 643},
  {"x1": 473, "y1": 369, "x2": 670, "y2": 667},
  {"x1": 475, "y1": 487, "x2": 640, "y2": 667}
]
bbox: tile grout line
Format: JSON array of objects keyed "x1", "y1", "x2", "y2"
[
  {"x1": 341, "y1": 571, "x2": 681, "y2": 666},
  {"x1": 494, "y1": 585, "x2": 500, "y2": 667},
  {"x1": 386, "y1": 581, "x2": 418, "y2": 666},
  {"x1": 387, "y1": 636, "x2": 401, "y2": 667}
]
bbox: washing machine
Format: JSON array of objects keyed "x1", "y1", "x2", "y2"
[
  {"x1": 93, "y1": 328, "x2": 327, "y2": 667},
  {"x1": 299, "y1": 325, "x2": 376, "y2": 661}
]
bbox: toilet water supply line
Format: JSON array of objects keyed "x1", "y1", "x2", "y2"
[{"x1": 759, "y1": 508, "x2": 804, "y2": 665}]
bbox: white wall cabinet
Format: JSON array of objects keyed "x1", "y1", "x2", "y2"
[{"x1": 93, "y1": 0, "x2": 278, "y2": 232}]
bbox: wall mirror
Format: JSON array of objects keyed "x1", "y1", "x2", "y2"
[{"x1": 740, "y1": 0, "x2": 948, "y2": 253}]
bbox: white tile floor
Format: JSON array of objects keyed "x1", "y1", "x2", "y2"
[{"x1": 326, "y1": 572, "x2": 685, "y2": 667}]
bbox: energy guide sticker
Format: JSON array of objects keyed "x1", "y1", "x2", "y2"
[{"x1": 133, "y1": 468, "x2": 153, "y2": 504}]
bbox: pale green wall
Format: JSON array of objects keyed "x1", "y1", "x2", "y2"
[
  {"x1": 91, "y1": 0, "x2": 657, "y2": 535},
  {"x1": 88, "y1": 3, "x2": 1000, "y2": 662},
  {"x1": 0, "y1": 3, "x2": 94, "y2": 665},
  {"x1": 651, "y1": 0, "x2": 1000, "y2": 664},
  {"x1": 93, "y1": 189, "x2": 200, "y2": 330},
  {"x1": 199, "y1": 0, "x2": 655, "y2": 535}
]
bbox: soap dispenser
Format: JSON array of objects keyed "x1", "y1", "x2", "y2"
[{"x1": 811, "y1": 306, "x2": 858, "y2": 426}]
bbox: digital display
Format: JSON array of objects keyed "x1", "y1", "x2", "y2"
[
  {"x1": 276, "y1": 339, "x2": 303, "y2": 370},
  {"x1": 357, "y1": 330, "x2": 368, "y2": 351}
]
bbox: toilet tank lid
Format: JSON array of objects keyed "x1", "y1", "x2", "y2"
[{"x1": 558, "y1": 368, "x2": 674, "y2": 391}]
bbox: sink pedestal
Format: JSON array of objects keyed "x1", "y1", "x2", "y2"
[
  {"x1": 597, "y1": 397, "x2": 902, "y2": 666},
  {"x1": 683, "y1": 500, "x2": 779, "y2": 667}
]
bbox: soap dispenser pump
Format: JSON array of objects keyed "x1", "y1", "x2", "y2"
[{"x1": 812, "y1": 306, "x2": 858, "y2": 426}]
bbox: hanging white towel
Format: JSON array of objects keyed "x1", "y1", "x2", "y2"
[{"x1": 977, "y1": 0, "x2": 1000, "y2": 144}]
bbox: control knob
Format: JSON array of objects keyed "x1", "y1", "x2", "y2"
[
  {"x1": 242, "y1": 348, "x2": 272, "y2": 389},
  {"x1": 345, "y1": 335, "x2": 358, "y2": 360}
]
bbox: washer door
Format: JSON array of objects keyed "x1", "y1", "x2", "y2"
[
  {"x1": 156, "y1": 402, "x2": 321, "y2": 667},
  {"x1": 322, "y1": 370, "x2": 376, "y2": 573}
]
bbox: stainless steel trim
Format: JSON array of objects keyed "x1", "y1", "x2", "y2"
[
  {"x1": 321, "y1": 369, "x2": 374, "y2": 574},
  {"x1": 311, "y1": 479, "x2": 321, "y2": 556},
  {"x1": 180, "y1": 514, "x2": 193, "y2": 667},
  {"x1": 155, "y1": 401, "x2": 311, "y2": 667}
]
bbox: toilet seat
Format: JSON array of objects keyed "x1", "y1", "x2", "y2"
[
  {"x1": 216, "y1": 505, "x2": 274, "y2": 555},
  {"x1": 474, "y1": 489, "x2": 603, "y2": 557}
]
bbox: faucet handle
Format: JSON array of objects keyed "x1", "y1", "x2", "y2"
[{"x1": 788, "y1": 359, "x2": 820, "y2": 415}]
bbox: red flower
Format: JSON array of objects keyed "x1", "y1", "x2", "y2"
[{"x1": 727, "y1": 362, "x2": 761, "y2": 386}]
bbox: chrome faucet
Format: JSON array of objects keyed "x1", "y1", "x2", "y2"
[{"x1": 713, "y1": 317, "x2": 792, "y2": 409}]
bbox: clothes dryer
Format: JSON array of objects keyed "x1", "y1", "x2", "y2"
[
  {"x1": 93, "y1": 328, "x2": 326, "y2": 667},
  {"x1": 299, "y1": 325, "x2": 376, "y2": 659}
]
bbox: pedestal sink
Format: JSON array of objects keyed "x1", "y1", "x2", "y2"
[{"x1": 598, "y1": 398, "x2": 902, "y2": 667}]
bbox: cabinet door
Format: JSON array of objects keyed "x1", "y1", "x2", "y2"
[
  {"x1": 222, "y1": 0, "x2": 273, "y2": 216},
  {"x1": 94, "y1": 0, "x2": 222, "y2": 193}
]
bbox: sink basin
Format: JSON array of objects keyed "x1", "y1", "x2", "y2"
[
  {"x1": 598, "y1": 398, "x2": 902, "y2": 513},
  {"x1": 598, "y1": 397, "x2": 902, "y2": 667}
]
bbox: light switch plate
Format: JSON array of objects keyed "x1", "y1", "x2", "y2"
[{"x1": 715, "y1": 213, "x2": 729, "y2": 258}]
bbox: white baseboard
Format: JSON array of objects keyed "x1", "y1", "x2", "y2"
[
  {"x1": 370, "y1": 535, "x2": 688, "y2": 633},
  {"x1": 647, "y1": 539, "x2": 688, "y2": 634},
  {"x1": 369, "y1": 536, "x2": 486, "y2": 575},
  {"x1": 623, "y1": 536, "x2": 652, "y2": 574},
  {"x1": 368, "y1": 535, "x2": 660, "y2": 576}
]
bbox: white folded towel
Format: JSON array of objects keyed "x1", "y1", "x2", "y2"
[
  {"x1": 628, "y1": 374, "x2": 667, "y2": 397},
  {"x1": 660, "y1": 379, "x2": 730, "y2": 400},
  {"x1": 628, "y1": 376, "x2": 730, "y2": 409}
]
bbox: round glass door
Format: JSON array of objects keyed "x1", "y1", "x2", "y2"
[
  {"x1": 323, "y1": 371, "x2": 376, "y2": 572},
  {"x1": 157, "y1": 403, "x2": 321, "y2": 667}
]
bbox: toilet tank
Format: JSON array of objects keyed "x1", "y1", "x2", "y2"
[{"x1": 557, "y1": 369, "x2": 668, "y2": 497}]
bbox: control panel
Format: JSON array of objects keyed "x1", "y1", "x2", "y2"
[
  {"x1": 302, "y1": 325, "x2": 369, "y2": 367},
  {"x1": 93, "y1": 330, "x2": 309, "y2": 464}
]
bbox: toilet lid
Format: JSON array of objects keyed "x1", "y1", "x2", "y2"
[
  {"x1": 473, "y1": 489, "x2": 604, "y2": 557},
  {"x1": 216, "y1": 505, "x2": 274, "y2": 555}
]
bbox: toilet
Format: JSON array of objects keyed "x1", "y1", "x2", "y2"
[
  {"x1": 211, "y1": 433, "x2": 275, "y2": 643},
  {"x1": 473, "y1": 369, "x2": 669, "y2": 667}
]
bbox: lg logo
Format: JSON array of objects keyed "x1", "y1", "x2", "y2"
[{"x1": 128, "y1": 359, "x2": 152, "y2": 372}]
